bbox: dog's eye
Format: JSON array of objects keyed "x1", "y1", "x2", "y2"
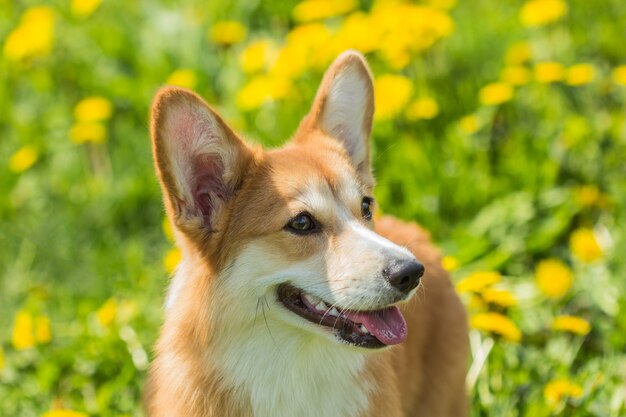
[
  {"x1": 361, "y1": 197, "x2": 373, "y2": 220},
  {"x1": 286, "y1": 212, "x2": 318, "y2": 234}
]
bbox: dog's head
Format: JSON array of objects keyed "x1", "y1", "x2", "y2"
[{"x1": 151, "y1": 51, "x2": 423, "y2": 350}]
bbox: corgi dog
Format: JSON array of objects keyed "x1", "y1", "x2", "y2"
[{"x1": 145, "y1": 51, "x2": 468, "y2": 417}]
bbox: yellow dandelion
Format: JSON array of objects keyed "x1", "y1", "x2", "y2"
[
  {"x1": 479, "y1": 82, "x2": 514, "y2": 106},
  {"x1": 569, "y1": 228, "x2": 602, "y2": 263},
  {"x1": 482, "y1": 288, "x2": 518, "y2": 308},
  {"x1": 552, "y1": 315, "x2": 591, "y2": 335},
  {"x1": 406, "y1": 97, "x2": 439, "y2": 120},
  {"x1": 3, "y1": 6, "x2": 55, "y2": 61},
  {"x1": 575, "y1": 185, "x2": 604, "y2": 208},
  {"x1": 566, "y1": 64, "x2": 595, "y2": 86},
  {"x1": 12, "y1": 310, "x2": 35, "y2": 350},
  {"x1": 35, "y1": 315, "x2": 51, "y2": 344},
  {"x1": 70, "y1": 122, "x2": 107, "y2": 144},
  {"x1": 534, "y1": 62, "x2": 565, "y2": 83},
  {"x1": 535, "y1": 258, "x2": 573, "y2": 299},
  {"x1": 544, "y1": 378, "x2": 583, "y2": 406},
  {"x1": 74, "y1": 96, "x2": 113, "y2": 122},
  {"x1": 292, "y1": 0, "x2": 357, "y2": 23},
  {"x1": 71, "y1": 0, "x2": 102, "y2": 18},
  {"x1": 458, "y1": 115, "x2": 480, "y2": 134},
  {"x1": 96, "y1": 298, "x2": 117, "y2": 327},
  {"x1": 236, "y1": 75, "x2": 291, "y2": 111},
  {"x1": 505, "y1": 42, "x2": 532, "y2": 65},
  {"x1": 162, "y1": 217, "x2": 175, "y2": 242},
  {"x1": 611, "y1": 65, "x2": 626, "y2": 86},
  {"x1": 374, "y1": 74, "x2": 413, "y2": 121},
  {"x1": 468, "y1": 294, "x2": 486, "y2": 311},
  {"x1": 42, "y1": 411, "x2": 89, "y2": 417},
  {"x1": 501, "y1": 66, "x2": 531, "y2": 86},
  {"x1": 9, "y1": 145, "x2": 39, "y2": 173},
  {"x1": 166, "y1": 69, "x2": 198, "y2": 90},
  {"x1": 456, "y1": 271, "x2": 501, "y2": 293},
  {"x1": 441, "y1": 255, "x2": 459, "y2": 272},
  {"x1": 164, "y1": 247, "x2": 182, "y2": 274},
  {"x1": 209, "y1": 21, "x2": 246, "y2": 46},
  {"x1": 239, "y1": 40, "x2": 271, "y2": 74},
  {"x1": 470, "y1": 312, "x2": 521, "y2": 342},
  {"x1": 520, "y1": 0, "x2": 567, "y2": 27}
]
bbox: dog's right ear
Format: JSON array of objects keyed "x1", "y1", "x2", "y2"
[{"x1": 150, "y1": 87, "x2": 253, "y2": 237}]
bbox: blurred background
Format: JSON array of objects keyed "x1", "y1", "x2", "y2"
[{"x1": 1, "y1": 0, "x2": 625, "y2": 416}]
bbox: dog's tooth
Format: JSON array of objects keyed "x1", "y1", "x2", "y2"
[
  {"x1": 304, "y1": 293, "x2": 321, "y2": 306},
  {"x1": 329, "y1": 307, "x2": 339, "y2": 316},
  {"x1": 360, "y1": 324, "x2": 369, "y2": 334},
  {"x1": 315, "y1": 301, "x2": 328, "y2": 311}
]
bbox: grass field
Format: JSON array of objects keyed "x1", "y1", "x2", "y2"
[{"x1": 1, "y1": 0, "x2": 625, "y2": 416}]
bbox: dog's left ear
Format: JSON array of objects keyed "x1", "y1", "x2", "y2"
[{"x1": 297, "y1": 50, "x2": 375, "y2": 180}]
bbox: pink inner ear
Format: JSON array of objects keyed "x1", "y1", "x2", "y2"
[{"x1": 191, "y1": 154, "x2": 231, "y2": 229}]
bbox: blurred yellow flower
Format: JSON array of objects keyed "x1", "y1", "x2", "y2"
[
  {"x1": 566, "y1": 64, "x2": 595, "y2": 86},
  {"x1": 71, "y1": 0, "x2": 102, "y2": 18},
  {"x1": 534, "y1": 62, "x2": 565, "y2": 83},
  {"x1": 374, "y1": 74, "x2": 413, "y2": 121},
  {"x1": 501, "y1": 66, "x2": 531, "y2": 86},
  {"x1": 471, "y1": 312, "x2": 521, "y2": 342},
  {"x1": 236, "y1": 75, "x2": 291, "y2": 111},
  {"x1": 12, "y1": 310, "x2": 35, "y2": 350},
  {"x1": 520, "y1": 0, "x2": 567, "y2": 27},
  {"x1": 209, "y1": 21, "x2": 246, "y2": 46},
  {"x1": 42, "y1": 411, "x2": 89, "y2": 417},
  {"x1": 505, "y1": 42, "x2": 532, "y2": 65},
  {"x1": 166, "y1": 69, "x2": 198, "y2": 90},
  {"x1": 544, "y1": 378, "x2": 583, "y2": 406},
  {"x1": 406, "y1": 97, "x2": 439, "y2": 120},
  {"x1": 552, "y1": 315, "x2": 591, "y2": 335},
  {"x1": 482, "y1": 288, "x2": 518, "y2": 308},
  {"x1": 3, "y1": 6, "x2": 55, "y2": 61},
  {"x1": 479, "y1": 82, "x2": 514, "y2": 106},
  {"x1": 164, "y1": 248, "x2": 182, "y2": 274},
  {"x1": 35, "y1": 315, "x2": 52, "y2": 344},
  {"x1": 575, "y1": 185, "x2": 604, "y2": 208},
  {"x1": 9, "y1": 145, "x2": 39, "y2": 173},
  {"x1": 441, "y1": 255, "x2": 459, "y2": 272},
  {"x1": 70, "y1": 122, "x2": 107, "y2": 144},
  {"x1": 96, "y1": 298, "x2": 117, "y2": 327},
  {"x1": 611, "y1": 65, "x2": 626, "y2": 85},
  {"x1": 535, "y1": 258, "x2": 573, "y2": 299},
  {"x1": 74, "y1": 97, "x2": 113, "y2": 122},
  {"x1": 239, "y1": 40, "x2": 272, "y2": 74},
  {"x1": 456, "y1": 271, "x2": 501, "y2": 293},
  {"x1": 458, "y1": 115, "x2": 480, "y2": 134},
  {"x1": 292, "y1": 0, "x2": 357, "y2": 23},
  {"x1": 569, "y1": 228, "x2": 603, "y2": 262},
  {"x1": 162, "y1": 217, "x2": 175, "y2": 242}
]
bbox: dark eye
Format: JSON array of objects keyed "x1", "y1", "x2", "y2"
[
  {"x1": 286, "y1": 212, "x2": 319, "y2": 234},
  {"x1": 362, "y1": 197, "x2": 373, "y2": 220}
]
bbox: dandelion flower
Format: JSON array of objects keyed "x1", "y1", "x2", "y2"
[
  {"x1": 456, "y1": 271, "x2": 501, "y2": 293},
  {"x1": 96, "y1": 298, "x2": 117, "y2": 327},
  {"x1": 406, "y1": 97, "x2": 439, "y2": 120},
  {"x1": 520, "y1": 0, "x2": 567, "y2": 27},
  {"x1": 470, "y1": 312, "x2": 521, "y2": 342},
  {"x1": 505, "y1": 42, "x2": 532, "y2": 65},
  {"x1": 35, "y1": 315, "x2": 51, "y2": 344},
  {"x1": 3, "y1": 6, "x2": 55, "y2": 61},
  {"x1": 166, "y1": 69, "x2": 198, "y2": 90},
  {"x1": 441, "y1": 255, "x2": 459, "y2": 272},
  {"x1": 534, "y1": 62, "x2": 565, "y2": 83},
  {"x1": 12, "y1": 310, "x2": 35, "y2": 350},
  {"x1": 236, "y1": 75, "x2": 291, "y2": 111},
  {"x1": 501, "y1": 66, "x2": 531, "y2": 86},
  {"x1": 374, "y1": 74, "x2": 413, "y2": 121},
  {"x1": 292, "y1": 0, "x2": 357, "y2": 23},
  {"x1": 535, "y1": 258, "x2": 573, "y2": 299},
  {"x1": 479, "y1": 82, "x2": 514, "y2": 106},
  {"x1": 544, "y1": 378, "x2": 583, "y2": 406},
  {"x1": 9, "y1": 145, "x2": 38, "y2": 173},
  {"x1": 566, "y1": 64, "x2": 595, "y2": 86},
  {"x1": 42, "y1": 411, "x2": 89, "y2": 417},
  {"x1": 239, "y1": 40, "x2": 271, "y2": 74},
  {"x1": 482, "y1": 288, "x2": 518, "y2": 308},
  {"x1": 575, "y1": 185, "x2": 605, "y2": 208},
  {"x1": 74, "y1": 97, "x2": 113, "y2": 122},
  {"x1": 209, "y1": 21, "x2": 246, "y2": 46},
  {"x1": 458, "y1": 115, "x2": 480, "y2": 134},
  {"x1": 71, "y1": 0, "x2": 102, "y2": 18},
  {"x1": 164, "y1": 248, "x2": 182, "y2": 274},
  {"x1": 569, "y1": 228, "x2": 602, "y2": 262},
  {"x1": 70, "y1": 122, "x2": 107, "y2": 144},
  {"x1": 611, "y1": 65, "x2": 626, "y2": 86},
  {"x1": 551, "y1": 315, "x2": 591, "y2": 335}
]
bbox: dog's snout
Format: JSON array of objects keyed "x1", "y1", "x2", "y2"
[{"x1": 383, "y1": 259, "x2": 424, "y2": 294}]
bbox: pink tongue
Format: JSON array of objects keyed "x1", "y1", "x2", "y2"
[{"x1": 344, "y1": 306, "x2": 407, "y2": 345}]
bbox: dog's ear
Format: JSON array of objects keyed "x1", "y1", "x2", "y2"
[
  {"x1": 150, "y1": 87, "x2": 253, "y2": 237},
  {"x1": 298, "y1": 50, "x2": 374, "y2": 179}
]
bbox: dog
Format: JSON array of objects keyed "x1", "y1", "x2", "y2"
[{"x1": 145, "y1": 50, "x2": 468, "y2": 417}]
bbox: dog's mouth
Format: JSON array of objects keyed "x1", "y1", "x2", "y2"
[{"x1": 277, "y1": 283, "x2": 407, "y2": 349}]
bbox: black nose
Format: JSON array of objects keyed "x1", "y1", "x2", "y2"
[{"x1": 383, "y1": 260, "x2": 425, "y2": 294}]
